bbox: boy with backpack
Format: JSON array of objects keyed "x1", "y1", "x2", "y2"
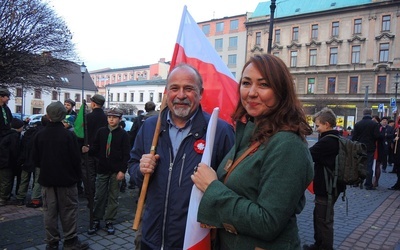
[{"x1": 304, "y1": 108, "x2": 346, "y2": 250}]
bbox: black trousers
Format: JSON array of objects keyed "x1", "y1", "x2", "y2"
[{"x1": 313, "y1": 195, "x2": 339, "y2": 250}]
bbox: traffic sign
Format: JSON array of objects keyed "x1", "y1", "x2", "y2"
[
  {"x1": 378, "y1": 103, "x2": 384, "y2": 112},
  {"x1": 391, "y1": 98, "x2": 396, "y2": 107}
]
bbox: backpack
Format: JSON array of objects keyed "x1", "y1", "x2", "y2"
[{"x1": 323, "y1": 134, "x2": 368, "y2": 221}]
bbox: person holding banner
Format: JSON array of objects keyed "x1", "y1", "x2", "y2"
[
  {"x1": 192, "y1": 54, "x2": 314, "y2": 250},
  {"x1": 128, "y1": 64, "x2": 234, "y2": 249}
]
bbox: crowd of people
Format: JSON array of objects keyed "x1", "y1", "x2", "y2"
[{"x1": 1, "y1": 54, "x2": 400, "y2": 250}]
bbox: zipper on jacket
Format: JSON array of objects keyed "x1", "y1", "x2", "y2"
[
  {"x1": 161, "y1": 149, "x2": 174, "y2": 249},
  {"x1": 178, "y1": 154, "x2": 186, "y2": 187}
]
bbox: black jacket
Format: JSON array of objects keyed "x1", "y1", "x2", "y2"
[
  {"x1": 0, "y1": 104, "x2": 12, "y2": 135},
  {"x1": 89, "y1": 126, "x2": 130, "y2": 175},
  {"x1": 309, "y1": 130, "x2": 345, "y2": 196},
  {"x1": 86, "y1": 108, "x2": 107, "y2": 146},
  {"x1": 0, "y1": 129, "x2": 21, "y2": 169},
  {"x1": 352, "y1": 115, "x2": 380, "y2": 153},
  {"x1": 33, "y1": 122, "x2": 81, "y2": 187}
]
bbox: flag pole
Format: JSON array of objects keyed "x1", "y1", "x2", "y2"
[{"x1": 133, "y1": 93, "x2": 168, "y2": 231}]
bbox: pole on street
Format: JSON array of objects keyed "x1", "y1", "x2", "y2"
[
  {"x1": 267, "y1": 0, "x2": 276, "y2": 54},
  {"x1": 364, "y1": 86, "x2": 369, "y2": 108},
  {"x1": 80, "y1": 62, "x2": 86, "y2": 103}
]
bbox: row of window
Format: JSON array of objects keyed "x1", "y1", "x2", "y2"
[
  {"x1": 215, "y1": 36, "x2": 238, "y2": 51},
  {"x1": 108, "y1": 92, "x2": 163, "y2": 103},
  {"x1": 202, "y1": 19, "x2": 239, "y2": 35},
  {"x1": 94, "y1": 71, "x2": 148, "y2": 83},
  {"x1": 262, "y1": 14, "x2": 392, "y2": 44},
  {"x1": 278, "y1": 42, "x2": 391, "y2": 68},
  {"x1": 306, "y1": 75, "x2": 390, "y2": 94}
]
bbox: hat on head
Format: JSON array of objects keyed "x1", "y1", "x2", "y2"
[
  {"x1": 11, "y1": 118, "x2": 24, "y2": 129},
  {"x1": 63, "y1": 115, "x2": 75, "y2": 127},
  {"x1": 64, "y1": 98, "x2": 76, "y2": 107},
  {"x1": 46, "y1": 101, "x2": 67, "y2": 122},
  {"x1": 363, "y1": 108, "x2": 372, "y2": 116},
  {"x1": 90, "y1": 94, "x2": 105, "y2": 106},
  {"x1": 0, "y1": 87, "x2": 10, "y2": 97},
  {"x1": 107, "y1": 108, "x2": 123, "y2": 117}
]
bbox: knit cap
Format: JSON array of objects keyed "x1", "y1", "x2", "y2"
[
  {"x1": 46, "y1": 101, "x2": 67, "y2": 122},
  {"x1": 11, "y1": 118, "x2": 24, "y2": 129}
]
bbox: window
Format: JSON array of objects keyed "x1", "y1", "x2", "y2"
[
  {"x1": 230, "y1": 19, "x2": 238, "y2": 30},
  {"x1": 229, "y1": 36, "x2": 238, "y2": 49},
  {"x1": 130, "y1": 93, "x2": 134, "y2": 102},
  {"x1": 87, "y1": 95, "x2": 91, "y2": 103},
  {"x1": 309, "y1": 49, "x2": 317, "y2": 66},
  {"x1": 202, "y1": 24, "x2": 210, "y2": 35},
  {"x1": 307, "y1": 78, "x2": 315, "y2": 94},
  {"x1": 328, "y1": 77, "x2": 336, "y2": 94},
  {"x1": 290, "y1": 51, "x2": 298, "y2": 67},
  {"x1": 292, "y1": 27, "x2": 299, "y2": 41},
  {"x1": 215, "y1": 38, "x2": 223, "y2": 51},
  {"x1": 256, "y1": 32, "x2": 261, "y2": 45},
  {"x1": 52, "y1": 91, "x2": 58, "y2": 100},
  {"x1": 75, "y1": 93, "x2": 81, "y2": 103},
  {"x1": 332, "y1": 21, "x2": 339, "y2": 37},
  {"x1": 150, "y1": 92, "x2": 154, "y2": 102},
  {"x1": 379, "y1": 43, "x2": 389, "y2": 62},
  {"x1": 382, "y1": 15, "x2": 391, "y2": 31},
  {"x1": 216, "y1": 22, "x2": 224, "y2": 33},
  {"x1": 349, "y1": 76, "x2": 358, "y2": 94},
  {"x1": 377, "y1": 75, "x2": 386, "y2": 94},
  {"x1": 124, "y1": 93, "x2": 127, "y2": 102},
  {"x1": 16, "y1": 88, "x2": 22, "y2": 97},
  {"x1": 64, "y1": 93, "x2": 70, "y2": 100},
  {"x1": 16, "y1": 106, "x2": 22, "y2": 114},
  {"x1": 351, "y1": 45, "x2": 361, "y2": 64},
  {"x1": 140, "y1": 93, "x2": 144, "y2": 102},
  {"x1": 158, "y1": 93, "x2": 162, "y2": 102},
  {"x1": 311, "y1": 24, "x2": 318, "y2": 39},
  {"x1": 34, "y1": 89, "x2": 41, "y2": 99},
  {"x1": 329, "y1": 47, "x2": 338, "y2": 65},
  {"x1": 228, "y1": 54, "x2": 237, "y2": 67},
  {"x1": 354, "y1": 19, "x2": 362, "y2": 34},
  {"x1": 274, "y1": 29, "x2": 280, "y2": 43},
  {"x1": 117, "y1": 93, "x2": 120, "y2": 102},
  {"x1": 110, "y1": 93, "x2": 113, "y2": 102}
]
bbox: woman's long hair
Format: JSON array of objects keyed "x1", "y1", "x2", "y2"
[{"x1": 232, "y1": 54, "x2": 312, "y2": 143}]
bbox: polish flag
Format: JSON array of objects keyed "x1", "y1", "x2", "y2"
[
  {"x1": 183, "y1": 108, "x2": 219, "y2": 250},
  {"x1": 169, "y1": 6, "x2": 238, "y2": 125}
]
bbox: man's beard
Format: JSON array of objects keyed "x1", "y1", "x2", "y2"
[{"x1": 172, "y1": 99, "x2": 191, "y2": 118}]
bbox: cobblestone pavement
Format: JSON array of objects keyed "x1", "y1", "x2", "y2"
[{"x1": 1, "y1": 156, "x2": 400, "y2": 249}]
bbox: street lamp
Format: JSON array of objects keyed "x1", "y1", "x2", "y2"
[
  {"x1": 107, "y1": 85, "x2": 110, "y2": 108},
  {"x1": 80, "y1": 62, "x2": 86, "y2": 102},
  {"x1": 394, "y1": 73, "x2": 400, "y2": 121},
  {"x1": 57, "y1": 87, "x2": 61, "y2": 101},
  {"x1": 267, "y1": 0, "x2": 277, "y2": 54}
]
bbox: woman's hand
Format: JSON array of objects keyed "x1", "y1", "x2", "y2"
[
  {"x1": 191, "y1": 163, "x2": 217, "y2": 192},
  {"x1": 139, "y1": 153, "x2": 160, "y2": 175}
]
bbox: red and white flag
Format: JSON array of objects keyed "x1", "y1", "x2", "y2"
[
  {"x1": 183, "y1": 107, "x2": 219, "y2": 250},
  {"x1": 170, "y1": 6, "x2": 238, "y2": 125}
]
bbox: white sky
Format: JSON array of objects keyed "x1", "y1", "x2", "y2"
[{"x1": 49, "y1": 0, "x2": 262, "y2": 71}]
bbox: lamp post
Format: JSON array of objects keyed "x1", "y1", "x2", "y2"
[
  {"x1": 107, "y1": 85, "x2": 110, "y2": 109},
  {"x1": 80, "y1": 62, "x2": 86, "y2": 103},
  {"x1": 394, "y1": 73, "x2": 400, "y2": 121},
  {"x1": 57, "y1": 87, "x2": 61, "y2": 101},
  {"x1": 267, "y1": 0, "x2": 277, "y2": 54}
]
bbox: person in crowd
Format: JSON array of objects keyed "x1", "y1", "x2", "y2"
[
  {"x1": 0, "y1": 87, "x2": 12, "y2": 137},
  {"x1": 32, "y1": 101, "x2": 88, "y2": 250},
  {"x1": 81, "y1": 94, "x2": 107, "y2": 204},
  {"x1": 304, "y1": 108, "x2": 345, "y2": 250},
  {"x1": 129, "y1": 109, "x2": 145, "y2": 148},
  {"x1": 25, "y1": 116, "x2": 49, "y2": 208},
  {"x1": 389, "y1": 116, "x2": 400, "y2": 190},
  {"x1": 351, "y1": 108, "x2": 380, "y2": 190},
  {"x1": 374, "y1": 116, "x2": 394, "y2": 186},
  {"x1": 83, "y1": 108, "x2": 130, "y2": 235},
  {"x1": 0, "y1": 118, "x2": 24, "y2": 206},
  {"x1": 388, "y1": 119, "x2": 396, "y2": 172},
  {"x1": 191, "y1": 54, "x2": 313, "y2": 249},
  {"x1": 143, "y1": 101, "x2": 159, "y2": 119},
  {"x1": 128, "y1": 64, "x2": 235, "y2": 249},
  {"x1": 64, "y1": 99, "x2": 77, "y2": 117}
]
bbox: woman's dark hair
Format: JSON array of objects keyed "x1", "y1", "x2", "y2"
[{"x1": 232, "y1": 54, "x2": 312, "y2": 143}]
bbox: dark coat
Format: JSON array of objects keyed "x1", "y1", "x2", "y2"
[
  {"x1": 89, "y1": 126, "x2": 130, "y2": 174},
  {"x1": 32, "y1": 122, "x2": 81, "y2": 187},
  {"x1": 86, "y1": 108, "x2": 107, "y2": 146},
  {"x1": 0, "y1": 104, "x2": 12, "y2": 135},
  {"x1": 128, "y1": 106, "x2": 235, "y2": 249},
  {"x1": 309, "y1": 130, "x2": 346, "y2": 196},
  {"x1": 0, "y1": 129, "x2": 21, "y2": 169},
  {"x1": 352, "y1": 115, "x2": 380, "y2": 153},
  {"x1": 377, "y1": 125, "x2": 394, "y2": 162}
]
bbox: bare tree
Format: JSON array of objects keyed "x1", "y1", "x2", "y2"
[{"x1": 0, "y1": 0, "x2": 78, "y2": 88}]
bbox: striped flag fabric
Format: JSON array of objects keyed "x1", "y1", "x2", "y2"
[{"x1": 170, "y1": 6, "x2": 238, "y2": 125}]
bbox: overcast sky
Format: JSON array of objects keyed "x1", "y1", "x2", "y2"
[{"x1": 49, "y1": 0, "x2": 262, "y2": 71}]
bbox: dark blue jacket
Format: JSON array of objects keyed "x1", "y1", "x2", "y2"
[{"x1": 128, "y1": 106, "x2": 234, "y2": 250}]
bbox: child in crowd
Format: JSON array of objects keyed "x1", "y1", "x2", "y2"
[{"x1": 83, "y1": 108, "x2": 130, "y2": 235}]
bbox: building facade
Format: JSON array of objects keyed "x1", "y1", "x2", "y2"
[
  {"x1": 198, "y1": 14, "x2": 249, "y2": 82},
  {"x1": 247, "y1": 0, "x2": 400, "y2": 127}
]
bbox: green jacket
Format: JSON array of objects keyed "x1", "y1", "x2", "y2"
[{"x1": 198, "y1": 121, "x2": 313, "y2": 250}]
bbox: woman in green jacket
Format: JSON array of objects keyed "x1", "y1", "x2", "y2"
[{"x1": 192, "y1": 54, "x2": 314, "y2": 250}]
